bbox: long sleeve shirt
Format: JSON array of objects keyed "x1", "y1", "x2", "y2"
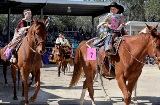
[{"x1": 104, "y1": 13, "x2": 124, "y2": 30}]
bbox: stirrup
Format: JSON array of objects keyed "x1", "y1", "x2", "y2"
[{"x1": 10, "y1": 55, "x2": 17, "y2": 63}]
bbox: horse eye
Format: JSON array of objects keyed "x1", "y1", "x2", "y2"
[
  {"x1": 156, "y1": 45, "x2": 160, "y2": 49},
  {"x1": 153, "y1": 29, "x2": 157, "y2": 32}
]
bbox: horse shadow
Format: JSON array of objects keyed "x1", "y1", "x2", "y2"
[
  {"x1": 0, "y1": 67, "x2": 60, "y2": 105},
  {"x1": 56, "y1": 96, "x2": 160, "y2": 105}
]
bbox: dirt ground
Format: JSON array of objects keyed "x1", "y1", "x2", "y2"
[{"x1": 0, "y1": 64, "x2": 160, "y2": 105}]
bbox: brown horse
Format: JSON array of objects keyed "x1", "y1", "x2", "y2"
[
  {"x1": 51, "y1": 44, "x2": 73, "y2": 77},
  {"x1": 69, "y1": 24, "x2": 160, "y2": 105},
  {"x1": 0, "y1": 19, "x2": 48, "y2": 105}
]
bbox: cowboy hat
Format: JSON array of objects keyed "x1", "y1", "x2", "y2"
[{"x1": 105, "y1": 2, "x2": 124, "y2": 14}]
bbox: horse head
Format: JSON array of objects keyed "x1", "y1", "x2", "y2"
[
  {"x1": 139, "y1": 23, "x2": 158, "y2": 34},
  {"x1": 28, "y1": 19, "x2": 47, "y2": 55},
  {"x1": 53, "y1": 44, "x2": 63, "y2": 61},
  {"x1": 145, "y1": 23, "x2": 158, "y2": 35},
  {"x1": 146, "y1": 23, "x2": 160, "y2": 68}
]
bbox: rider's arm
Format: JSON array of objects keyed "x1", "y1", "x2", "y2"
[
  {"x1": 56, "y1": 38, "x2": 60, "y2": 44},
  {"x1": 17, "y1": 20, "x2": 30, "y2": 32},
  {"x1": 65, "y1": 39, "x2": 71, "y2": 47}
]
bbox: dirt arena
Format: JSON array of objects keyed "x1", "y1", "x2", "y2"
[{"x1": 0, "y1": 64, "x2": 160, "y2": 105}]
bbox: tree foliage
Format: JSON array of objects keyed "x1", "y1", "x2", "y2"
[
  {"x1": 0, "y1": 0, "x2": 159, "y2": 32},
  {"x1": 144, "y1": 0, "x2": 160, "y2": 21}
]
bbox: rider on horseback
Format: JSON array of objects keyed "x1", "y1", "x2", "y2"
[
  {"x1": 99, "y1": 2, "x2": 125, "y2": 55},
  {"x1": 56, "y1": 33, "x2": 71, "y2": 47},
  {"x1": 9, "y1": 9, "x2": 32, "y2": 63},
  {"x1": 55, "y1": 33, "x2": 72, "y2": 58}
]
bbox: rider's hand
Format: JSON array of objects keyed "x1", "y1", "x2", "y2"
[
  {"x1": 107, "y1": 24, "x2": 113, "y2": 28},
  {"x1": 119, "y1": 23, "x2": 125, "y2": 28},
  {"x1": 26, "y1": 26, "x2": 30, "y2": 29}
]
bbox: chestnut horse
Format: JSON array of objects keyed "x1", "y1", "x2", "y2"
[
  {"x1": 51, "y1": 44, "x2": 73, "y2": 77},
  {"x1": 0, "y1": 19, "x2": 47, "y2": 105},
  {"x1": 69, "y1": 24, "x2": 160, "y2": 105}
]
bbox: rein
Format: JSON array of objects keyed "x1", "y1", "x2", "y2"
[{"x1": 120, "y1": 32, "x2": 146, "y2": 65}]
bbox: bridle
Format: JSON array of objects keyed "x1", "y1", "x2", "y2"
[
  {"x1": 150, "y1": 33, "x2": 160, "y2": 64},
  {"x1": 54, "y1": 44, "x2": 69, "y2": 59},
  {"x1": 120, "y1": 29, "x2": 159, "y2": 65},
  {"x1": 27, "y1": 23, "x2": 46, "y2": 54}
]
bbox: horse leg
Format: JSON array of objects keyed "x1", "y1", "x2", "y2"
[
  {"x1": 11, "y1": 65, "x2": 18, "y2": 100},
  {"x1": 58, "y1": 62, "x2": 61, "y2": 77},
  {"x1": 21, "y1": 69, "x2": 29, "y2": 104},
  {"x1": 127, "y1": 76, "x2": 140, "y2": 104},
  {"x1": 68, "y1": 63, "x2": 70, "y2": 72},
  {"x1": 93, "y1": 65, "x2": 111, "y2": 100},
  {"x1": 80, "y1": 77, "x2": 95, "y2": 105},
  {"x1": 87, "y1": 79, "x2": 96, "y2": 105},
  {"x1": 22, "y1": 81, "x2": 24, "y2": 97},
  {"x1": 28, "y1": 72, "x2": 34, "y2": 87},
  {"x1": 2, "y1": 61, "x2": 8, "y2": 87},
  {"x1": 80, "y1": 87, "x2": 87, "y2": 105},
  {"x1": 116, "y1": 74, "x2": 130, "y2": 105},
  {"x1": 63, "y1": 65, "x2": 66, "y2": 75},
  {"x1": 29, "y1": 69, "x2": 40, "y2": 103},
  {"x1": 63, "y1": 63, "x2": 67, "y2": 75},
  {"x1": 132, "y1": 83, "x2": 137, "y2": 101},
  {"x1": 18, "y1": 69, "x2": 20, "y2": 91}
]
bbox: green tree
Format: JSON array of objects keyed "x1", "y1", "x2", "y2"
[
  {"x1": 144, "y1": 0, "x2": 160, "y2": 22},
  {"x1": 119, "y1": 0, "x2": 146, "y2": 21}
]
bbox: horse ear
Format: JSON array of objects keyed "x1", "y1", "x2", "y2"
[
  {"x1": 33, "y1": 18, "x2": 38, "y2": 23},
  {"x1": 145, "y1": 23, "x2": 151, "y2": 30},
  {"x1": 155, "y1": 23, "x2": 159, "y2": 28},
  {"x1": 44, "y1": 18, "x2": 49, "y2": 26}
]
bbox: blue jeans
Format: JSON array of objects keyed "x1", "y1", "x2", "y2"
[{"x1": 104, "y1": 34, "x2": 112, "y2": 51}]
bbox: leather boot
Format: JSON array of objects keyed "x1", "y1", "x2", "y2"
[{"x1": 105, "y1": 43, "x2": 114, "y2": 55}]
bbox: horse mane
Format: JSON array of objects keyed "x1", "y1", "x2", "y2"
[
  {"x1": 27, "y1": 19, "x2": 46, "y2": 37},
  {"x1": 33, "y1": 19, "x2": 46, "y2": 27},
  {"x1": 123, "y1": 32, "x2": 150, "y2": 45},
  {"x1": 139, "y1": 27, "x2": 147, "y2": 34}
]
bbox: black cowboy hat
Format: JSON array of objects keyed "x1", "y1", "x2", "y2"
[{"x1": 105, "y1": 2, "x2": 124, "y2": 14}]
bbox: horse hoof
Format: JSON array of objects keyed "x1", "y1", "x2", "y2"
[
  {"x1": 5, "y1": 84, "x2": 8, "y2": 87},
  {"x1": 13, "y1": 96, "x2": 18, "y2": 100},
  {"x1": 132, "y1": 97, "x2": 137, "y2": 101},
  {"x1": 106, "y1": 96, "x2": 111, "y2": 101},
  {"x1": 20, "y1": 100, "x2": 28, "y2": 105},
  {"x1": 122, "y1": 98, "x2": 124, "y2": 101},
  {"x1": 29, "y1": 97, "x2": 35, "y2": 103}
]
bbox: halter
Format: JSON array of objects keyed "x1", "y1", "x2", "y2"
[{"x1": 27, "y1": 23, "x2": 46, "y2": 54}]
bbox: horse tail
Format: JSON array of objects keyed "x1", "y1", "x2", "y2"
[{"x1": 69, "y1": 41, "x2": 86, "y2": 88}]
